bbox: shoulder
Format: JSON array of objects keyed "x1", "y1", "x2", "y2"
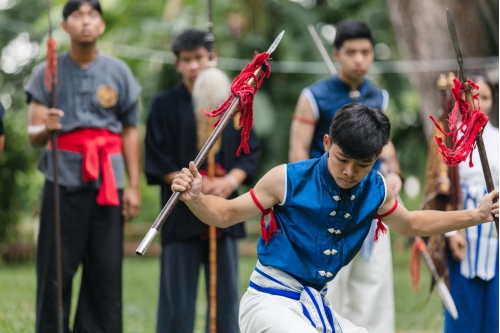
[
  {"x1": 99, "y1": 54, "x2": 131, "y2": 71},
  {"x1": 308, "y1": 77, "x2": 335, "y2": 93},
  {"x1": 148, "y1": 87, "x2": 182, "y2": 117}
]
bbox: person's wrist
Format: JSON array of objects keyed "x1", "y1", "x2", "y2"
[{"x1": 225, "y1": 174, "x2": 239, "y2": 191}]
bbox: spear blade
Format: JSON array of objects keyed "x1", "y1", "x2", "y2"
[
  {"x1": 267, "y1": 30, "x2": 285, "y2": 55},
  {"x1": 446, "y1": 9, "x2": 466, "y2": 82}
]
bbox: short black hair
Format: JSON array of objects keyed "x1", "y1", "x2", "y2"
[
  {"x1": 333, "y1": 19, "x2": 374, "y2": 49},
  {"x1": 63, "y1": 0, "x2": 102, "y2": 20},
  {"x1": 329, "y1": 103, "x2": 390, "y2": 160},
  {"x1": 172, "y1": 29, "x2": 211, "y2": 57}
]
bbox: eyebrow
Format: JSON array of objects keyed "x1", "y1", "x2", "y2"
[{"x1": 337, "y1": 151, "x2": 374, "y2": 163}]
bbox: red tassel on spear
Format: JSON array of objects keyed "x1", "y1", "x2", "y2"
[
  {"x1": 430, "y1": 78, "x2": 489, "y2": 168},
  {"x1": 45, "y1": 37, "x2": 58, "y2": 93}
]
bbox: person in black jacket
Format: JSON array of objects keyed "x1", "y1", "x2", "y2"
[{"x1": 144, "y1": 29, "x2": 261, "y2": 333}]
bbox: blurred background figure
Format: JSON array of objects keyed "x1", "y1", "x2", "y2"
[
  {"x1": 443, "y1": 73, "x2": 499, "y2": 333},
  {"x1": 289, "y1": 19, "x2": 400, "y2": 333},
  {"x1": 24, "y1": 0, "x2": 141, "y2": 331}
]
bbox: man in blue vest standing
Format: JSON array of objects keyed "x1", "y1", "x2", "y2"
[{"x1": 289, "y1": 19, "x2": 401, "y2": 333}]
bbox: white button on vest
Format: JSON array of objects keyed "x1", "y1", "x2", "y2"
[
  {"x1": 323, "y1": 249, "x2": 331, "y2": 255},
  {"x1": 332, "y1": 195, "x2": 340, "y2": 201},
  {"x1": 335, "y1": 230, "x2": 342, "y2": 234},
  {"x1": 329, "y1": 211, "x2": 337, "y2": 216},
  {"x1": 326, "y1": 272, "x2": 333, "y2": 278},
  {"x1": 318, "y1": 270, "x2": 326, "y2": 276},
  {"x1": 344, "y1": 213, "x2": 351, "y2": 218},
  {"x1": 331, "y1": 249, "x2": 338, "y2": 255},
  {"x1": 350, "y1": 195, "x2": 356, "y2": 201}
]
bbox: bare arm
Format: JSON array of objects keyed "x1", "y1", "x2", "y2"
[
  {"x1": 122, "y1": 126, "x2": 141, "y2": 219},
  {"x1": 380, "y1": 184, "x2": 499, "y2": 237},
  {"x1": 27, "y1": 101, "x2": 63, "y2": 147},
  {"x1": 379, "y1": 141, "x2": 402, "y2": 195},
  {"x1": 289, "y1": 93, "x2": 316, "y2": 162},
  {"x1": 172, "y1": 162, "x2": 285, "y2": 228}
]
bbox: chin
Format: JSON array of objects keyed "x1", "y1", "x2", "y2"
[{"x1": 337, "y1": 178, "x2": 357, "y2": 189}]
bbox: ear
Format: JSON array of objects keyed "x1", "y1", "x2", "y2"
[
  {"x1": 174, "y1": 58, "x2": 181, "y2": 72},
  {"x1": 332, "y1": 49, "x2": 339, "y2": 62},
  {"x1": 323, "y1": 134, "x2": 331, "y2": 152},
  {"x1": 210, "y1": 48, "x2": 218, "y2": 62},
  {"x1": 61, "y1": 21, "x2": 68, "y2": 33},
  {"x1": 98, "y1": 20, "x2": 106, "y2": 36},
  {"x1": 376, "y1": 149, "x2": 383, "y2": 158}
]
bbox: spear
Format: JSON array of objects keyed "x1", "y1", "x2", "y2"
[
  {"x1": 445, "y1": 9, "x2": 498, "y2": 232},
  {"x1": 45, "y1": 1, "x2": 63, "y2": 332},
  {"x1": 192, "y1": 1, "x2": 230, "y2": 329},
  {"x1": 136, "y1": 31, "x2": 285, "y2": 256}
]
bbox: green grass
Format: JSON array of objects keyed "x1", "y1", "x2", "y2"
[{"x1": 0, "y1": 235, "x2": 443, "y2": 333}]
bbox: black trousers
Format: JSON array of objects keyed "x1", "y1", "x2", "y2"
[
  {"x1": 36, "y1": 181, "x2": 124, "y2": 333},
  {"x1": 156, "y1": 237, "x2": 240, "y2": 333}
]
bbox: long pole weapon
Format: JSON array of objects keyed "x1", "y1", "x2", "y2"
[
  {"x1": 307, "y1": 24, "x2": 337, "y2": 75},
  {"x1": 445, "y1": 10, "x2": 498, "y2": 232},
  {"x1": 45, "y1": 1, "x2": 63, "y2": 332},
  {"x1": 136, "y1": 31, "x2": 285, "y2": 256},
  {"x1": 204, "y1": 1, "x2": 219, "y2": 330}
]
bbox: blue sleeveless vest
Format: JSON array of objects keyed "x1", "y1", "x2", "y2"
[
  {"x1": 257, "y1": 153, "x2": 386, "y2": 287},
  {"x1": 304, "y1": 76, "x2": 386, "y2": 159}
]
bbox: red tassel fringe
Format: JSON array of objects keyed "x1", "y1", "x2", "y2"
[
  {"x1": 429, "y1": 78, "x2": 489, "y2": 167},
  {"x1": 44, "y1": 38, "x2": 58, "y2": 93},
  {"x1": 374, "y1": 198, "x2": 398, "y2": 241},
  {"x1": 250, "y1": 188, "x2": 278, "y2": 243},
  {"x1": 409, "y1": 237, "x2": 426, "y2": 292},
  {"x1": 202, "y1": 52, "x2": 271, "y2": 156},
  {"x1": 374, "y1": 220, "x2": 387, "y2": 242}
]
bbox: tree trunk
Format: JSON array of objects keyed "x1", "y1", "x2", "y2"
[{"x1": 387, "y1": 0, "x2": 496, "y2": 138}]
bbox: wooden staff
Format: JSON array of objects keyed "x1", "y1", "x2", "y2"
[{"x1": 45, "y1": 1, "x2": 63, "y2": 332}]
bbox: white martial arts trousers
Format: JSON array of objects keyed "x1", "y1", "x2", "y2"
[
  {"x1": 239, "y1": 287, "x2": 368, "y2": 333},
  {"x1": 326, "y1": 230, "x2": 395, "y2": 333}
]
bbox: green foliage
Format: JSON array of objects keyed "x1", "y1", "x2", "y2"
[
  {"x1": 0, "y1": 109, "x2": 43, "y2": 242},
  {"x1": 0, "y1": 0, "x2": 428, "y2": 232}
]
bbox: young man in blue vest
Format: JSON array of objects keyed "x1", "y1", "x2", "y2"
[
  {"x1": 171, "y1": 102, "x2": 498, "y2": 333},
  {"x1": 289, "y1": 19, "x2": 400, "y2": 332}
]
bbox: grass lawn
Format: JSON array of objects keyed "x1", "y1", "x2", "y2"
[{"x1": 0, "y1": 232, "x2": 443, "y2": 333}]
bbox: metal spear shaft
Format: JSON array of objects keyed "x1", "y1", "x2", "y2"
[{"x1": 136, "y1": 31, "x2": 284, "y2": 256}]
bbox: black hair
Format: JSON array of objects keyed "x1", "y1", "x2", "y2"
[
  {"x1": 329, "y1": 103, "x2": 390, "y2": 160},
  {"x1": 172, "y1": 29, "x2": 211, "y2": 57},
  {"x1": 333, "y1": 19, "x2": 374, "y2": 49},
  {"x1": 63, "y1": 0, "x2": 102, "y2": 20}
]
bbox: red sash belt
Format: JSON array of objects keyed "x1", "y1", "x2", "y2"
[{"x1": 49, "y1": 128, "x2": 122, "y2": 206}]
